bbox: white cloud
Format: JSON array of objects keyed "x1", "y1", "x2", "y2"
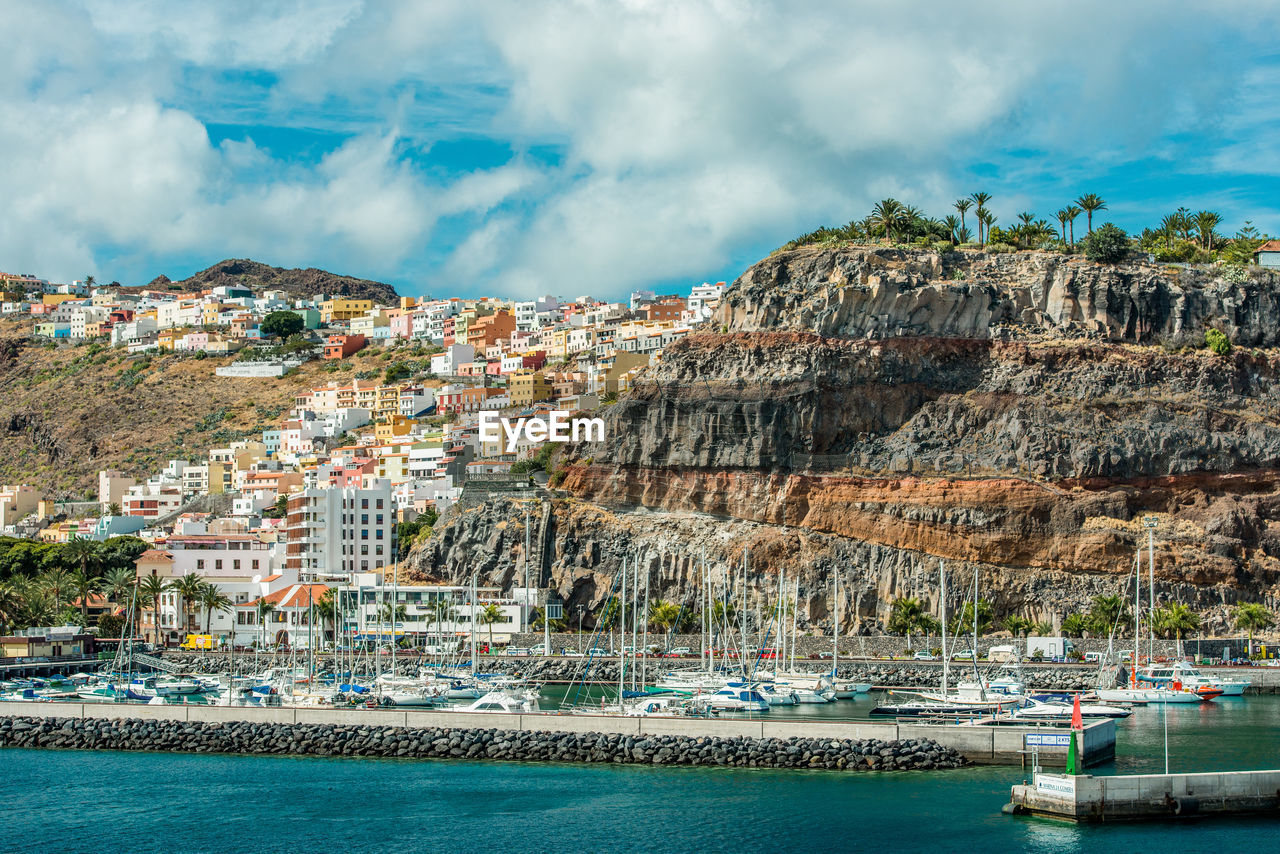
[{"x1": 1, "y1": 0, "x2": 1278, "y2": 293}]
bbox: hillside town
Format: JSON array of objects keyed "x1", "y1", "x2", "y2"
[{"x1": 0, "y1": 267, "x2": 725, "y2": 650}]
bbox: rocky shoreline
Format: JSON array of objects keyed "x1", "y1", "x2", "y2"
[
  {"x1": 0, "y1": 716, "x2": 966, "y2": 772},
  {"x1": 158, "y1": 652, "x2": 1098, "y2": 690}
]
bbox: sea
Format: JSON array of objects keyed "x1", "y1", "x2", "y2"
[{"x1": 5, "y1": 694, "x2": 1280, "y2": 853}]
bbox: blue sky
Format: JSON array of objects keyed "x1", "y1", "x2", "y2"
[{"x1": 2, "y1": 1, "x2": 1279, "y2": 301}]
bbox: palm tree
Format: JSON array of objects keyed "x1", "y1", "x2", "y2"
[
  {"x1": 954, "y1": 198, "x2": 972, "y2": 238},
  {"x1": 18, "y1": 585, "x2": 57, "y2": 629},
  {"x1": 647, "y1": 599, "x2": 681, "y2": 632},
  {"x1": 170, "y1": 574, "x2": 206, "y2": 635},
  {"x1": 137, "y1": 574, "x2": 170, "y2": 645},
  {"x1": 942, "y1": 215, "x2": 961, "y2": 244},
  {"x1": 870, "y1": 198, "x2": 908, "y2": 245},
  {"x1": 1063, "y1": 204, "x2": 1081, "y2": 248},
  {"x1": 67, "y1": 567, "x2": 101, "y2": 627},
  {"x1": 1055, "y1": 209, "x2": 1071, "y2": 247},
  {"x1": 102, "y1": 565, "x2": 135, "y2": 608},
  {"x1": 887, "y1": 596, "x2": 925, "y2": 647},
  {"x1": 1060, "y1": 613, "x2": 1090, "y2": 637},
  {"x1": 970, "y1": 192, "x2": 992, "y2": 244},
  {"x1": 1195, "y1": 210, "x2": 1222, "y2": 251},
  {"x1": 1004, "y1": 614, "x2": 1033, "y2": 636},
  {"x1": 0, "y1": 580, "x2": 21, "y2": 634},
  {"x1": 1155, "y1": 603, "x2": 1200, "y2": 652},
  {"x1": 41, "y1": 566, "x2": 72, "y2": 612},
  {"x1": 979, "y1": 210, "x2": 996, "y2": 247},
  {"x1": 256, "y1": 600, "x2": 277, "y2": 649},
  {"x1": 313, "y1": 589, "x2": 337, "y2": 635},
  {"x1": 1174, "y1": 206, "x2": 1194, "y2": 241},
  {"x1": 478, "y1": 602, "x2": 504, "y2": 648},
  {"x1": 1234, "y1": 603, "x2": 1273, "y2": 656},
  {"x1": 949, "y1": 600, "x2": 994, "y2": 637},
  {"x1": 84, "y1": 274, "x2": 95, "y2": 288},
  {"x1": 1075, "y1": 194, "x2": 1107, "y2": 235},
  {"x1": 197, "y1": 582, "x2": 233, "y2": 634},
  {"x1": 61, "y1": 537, "x2": 100, "y2": 580}
]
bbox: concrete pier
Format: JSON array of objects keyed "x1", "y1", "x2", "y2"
[
  {"x1": 0, "y1": 700, "x2": 1112, "y2": 767},
  {"x1": 1007, "y1": 769, "x2": 1280, "y2": 821}
]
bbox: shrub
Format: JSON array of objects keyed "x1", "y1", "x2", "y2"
[
  {"x1": 1205, "y1": 328, "x2": 1231, "y2": 357},
  {"x1": 1082, "y1": 222, "x2": 1130, "y2": 264},
  {"x1": 985, "y1": 242, "x2": 1017, "y2": 254},
  {"x1": 260, "y1": 311, "x2": 305, "y2": 338}
]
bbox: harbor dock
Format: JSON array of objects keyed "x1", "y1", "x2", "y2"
[
  {"x1": 1007, "y1": 769, "x2": 1280, "y2": 821},
  {"x1": 0, "y1": 700, "x2": 1113, "y2": 767}
]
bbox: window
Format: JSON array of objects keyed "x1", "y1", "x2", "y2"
[
  {"x1": 361, "y1": 545, "x2": 368, "y2": 556},
  {"x1": 361, "y1": 514, "x2": 368, "y2": 524},
  {"x1": 233, "y1": 560, "x2": 241, "y2": 570},
  {"x1": 376, "y1": 514, "x2": 383, "y2": 526},
  {"x1": 375, "y1": 545, "x2": 383, "y2": 556},
  {"x1": 252, "y1": 560, "x2": 259, "y2": 570},
  {"x1": 376, "y1": 499, "x2": 384, "y2": 509},
  {"x1": 361, "y1": 498, "x2": 369, "y2": 509},
  {"x1": 215, "y1": 559, "x2": 223, "y2": 570},
  {"x1": 196, "y1": 559, "x2": 205, "y2": 570},
  {"x1": 361, "y1": 529, "x2": 368, "y2": 540}
]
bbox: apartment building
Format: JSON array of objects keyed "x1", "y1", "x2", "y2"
[{"x1": 284, "y1": 482, "x2": 395, "y2": 579}]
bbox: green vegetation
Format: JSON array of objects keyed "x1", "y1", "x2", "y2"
[
  {"x1": 0, "y1": 536, "x2": 148, "y2": 634},
  {"x1": 780, "y1": 192, "x2": 1270, "y2": 271},
  {"x1": 260, "y1": 310, "x2": 305, "y2": 338},
  {"x1": 395, "y1": 507, "x2": 440, "y2": 559},
  {"x1": 1081, "y1": 222, "x2": 1130, "y2": 263},
  {"x1": 1234, "y1": 603, "x2": 1274, "y2": 654},
  {"x1": 1205, "y1": 328, "x2": 1232, "y2": 357}
]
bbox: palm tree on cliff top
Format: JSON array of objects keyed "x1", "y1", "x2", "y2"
[
  {"x1": 871, "y1": 198, "x2": 908, "y2": 245},
  {"x1": 970, "y1": 192, "x2": 992, "y2": 244},
  {"x1": 954, "y1": 198, "x2": 972, "y2": 240},
  {"x1": 1075, "y1": 193, "x2": 1107, "y2": 235}
]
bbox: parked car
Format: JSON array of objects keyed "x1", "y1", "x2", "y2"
[
  {"x1": 665, "y1": 646, "x2": 693, "y2": 657},
  {"x1": 913, "y1": 651, "x2": 939, "y2": 661}
]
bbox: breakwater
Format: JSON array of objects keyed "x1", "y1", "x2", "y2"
[{"x1": 0, "y1": 716, "x2": 965, "y2": 772}]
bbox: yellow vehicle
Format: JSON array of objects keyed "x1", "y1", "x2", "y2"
[{"x1": 179, "y1": 634, "x2": 214, "y2": 650}]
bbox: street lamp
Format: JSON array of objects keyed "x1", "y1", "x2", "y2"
[{"x1": 576, "y1": 605, "x2": 585, "y2": 637}]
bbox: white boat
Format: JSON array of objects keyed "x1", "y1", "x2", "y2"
[
  {"x1": 458, "y1": 689, "x2": 540, "y2": 713},
  {"x1": 1138, "y1": 662, "x2": 1248, "y2": 697},
  {"x1": 1094, "y1": 685, "x2": 1206, "y2": 704},
  {"x1": 702, "y1": 684, "x2": 770, "y2": 713},
  {"x1": 379, "y1": 686, "x2": 448, "y2": 707},
  {"x1": 832, "y1": 680, "x2": 873, "y2": 698},
  {"x1": 624, "y1": 696, "x2": 714, "y2": 717},
  {"x1": 1012, "y1": 698, "x2": 1131, "y2": 720}
]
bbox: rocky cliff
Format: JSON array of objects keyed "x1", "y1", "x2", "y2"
[{"x1": 410, "y1": 248, "x2": 1280, "y2": 633}]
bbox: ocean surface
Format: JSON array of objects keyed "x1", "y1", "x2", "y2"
[{"x1": 5, "y1": 695, "x2": 1279, "y2": 853}]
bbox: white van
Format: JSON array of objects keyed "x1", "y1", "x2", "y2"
[{"x1": 987, "y1": 645, "x2": 1016, "y2": 663}]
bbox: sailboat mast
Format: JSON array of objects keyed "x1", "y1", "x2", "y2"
[
  {"x1": 619, "y1": 557, "x2": 627, "y2": 701},
  {"x1": 469, "y1": 571, "x2": 477, "y2": 678},
  {"x1": 741, "y1": 549, "x2": 749, "y2": 678},
  {"x1": 1133, "y1": 549, "x2": 1141, "y2": 685},
  {"x1": 940, "y1": 560, "x2": 949, "y2": 697},
  {"x1": 832, "y1": 570, "x2": 839, "y2": 678},
  {"x1": 1148, "y1": 524, "x2": 1156, "y2": 663}
]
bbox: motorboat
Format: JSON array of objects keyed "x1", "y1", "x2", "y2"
[
  {"x1": 1012, "y1": 697, "x2": 1132, "y2": 720},
  {"x1": 1094, "y1": 684, "x2": 1211, "y2": 703},
  {"x1": 1138, "y1": 662, "x2": 1248, "y2": 697},
  {"x1": 832, "y1": 680, "x2": 873, "y2": 698},
  {"x1": 757, "y1": 684, "x2": 799, "y2": 705},
  {"x1": 871, "y1": 682, "x2": 1025, "y2": 717},
  {"x1": 702, "y1": 684, "x2": 770, "y2": 713},
  {"x1": 624, "y1": 696, "x2": 716, "y2": 717},
  {"x1": 458, "y1": 689, "x2": 540, "y2": 713}
]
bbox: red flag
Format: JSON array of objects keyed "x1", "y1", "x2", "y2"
[{"x1": 1071, "y1": 693, "x2": 1083, "y2": 730}]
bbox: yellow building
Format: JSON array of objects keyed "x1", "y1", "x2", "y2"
[
  {"x1": 509, "y1": 370, "x2": 554, "y2": 407},
  {"x1": 320, "y1": 298, "x2": 373, "y2": 324},
  {"x1": 374, "y1": 415, "x2": 414, "y2": 442},
  {"x1": 41, "y1": 293, "x2": 82, "y2": 307}
]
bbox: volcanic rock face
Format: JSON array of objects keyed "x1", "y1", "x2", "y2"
[
  {"x1": 148, "y1": 258, "x2": 399, "y2": 304},
  {"x1": 411, "y1": 248, "x2": 1280, "y2": 631}
]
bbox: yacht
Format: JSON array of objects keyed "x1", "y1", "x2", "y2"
[
  {"x1": 1138, "y1": 662, "x2": 1248, "y2": 697},
  {"x1": 871, "y1": 681, "x2": 1024, "y2": 717},
  {"x1": 1012, "y1": 697, "x2": 1131, "y2": 720},
  {"x1": 459, "y1": 689, "x2": 540, "y2": 713},
  {"x1": 702, "y1": 684, "x2": 770, "y2": 713}
]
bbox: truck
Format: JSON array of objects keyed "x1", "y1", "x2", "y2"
[
  {"x1": 179, "y1": 634, "x2": 214, "y2": 650},
  {"x1": 1025, "y1": 636, "x2": 1074, "y2": 662}
]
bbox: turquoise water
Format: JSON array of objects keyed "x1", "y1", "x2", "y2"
[{"x1": 4, "y1": 696, "x2": 1280, "y2": 853}]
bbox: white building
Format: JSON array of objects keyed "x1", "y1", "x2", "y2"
[{"x1": 284, "y1": 482, "x2": 395, "y2": 580}]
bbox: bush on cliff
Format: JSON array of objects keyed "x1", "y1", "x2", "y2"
[
  {"x1": 1205, "y1": 328, "x2": 1232, "y2": 356},
  {"x1": 1082, "y1": 222, "x2": 1130, "y2": 263}
]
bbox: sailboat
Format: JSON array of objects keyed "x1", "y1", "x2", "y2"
[
  {"x1": 871, "y1": 561, "x2": 1023, "y2": 717},
  {"x1": 1094, "y1": 543, "x2": 1216, "y2": 705}
]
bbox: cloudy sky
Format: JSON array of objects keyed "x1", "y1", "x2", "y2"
[{"x1": 3, "y1": 1, "x2": 1279, "y2": 299}]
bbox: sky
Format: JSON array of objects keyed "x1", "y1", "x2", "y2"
[{"x1": 3, "y1": 0, "x2": 1280, "y2": 301}]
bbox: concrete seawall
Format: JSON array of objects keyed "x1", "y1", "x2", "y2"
[
  {"x1": 1009, "y1": 769, "x2": 1280, "y2": 821},
  {"x1": 0, "y1": 701, "x2": 1112, "y2": 767},
  {"x1": 0, "y1": 715, "x2": 965, "y2": 773}
]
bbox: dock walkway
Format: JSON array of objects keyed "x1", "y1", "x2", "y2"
[
  {"x1": 0, "y1": 700, "x2": 1113, "y2": 767},
  {"x1": 1008, "y1": 769, "x2": 1280, "y2": 821}
]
